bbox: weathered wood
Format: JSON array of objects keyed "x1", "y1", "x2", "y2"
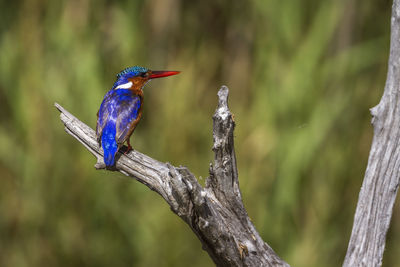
[
  {"x1": 343, "y1": 1, "x2": 400, "y2": 266},
  {"x1": 55, "y1": 85, "x2": 289, "y2": 267}
]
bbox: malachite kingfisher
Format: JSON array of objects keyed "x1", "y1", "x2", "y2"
[{"x1": 96, "y1": 66, "x2": 180, "y2": 166}]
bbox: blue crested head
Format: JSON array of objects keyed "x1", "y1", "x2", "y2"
[
  {"x1": 117, "y1": 66, "x2": 148, "y2": 78},
  {"x1": 113, "y1": 66, "x2": 149, "y2": 89},
  {"x1": 112, "y1": 66, "x2": 180, "y2": 90}
]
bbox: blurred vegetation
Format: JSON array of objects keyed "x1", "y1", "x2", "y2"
[{"x1": 0, "y1": 0, "x2": 397, "y2": 266}]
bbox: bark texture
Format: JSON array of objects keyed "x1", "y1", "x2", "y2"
[
  {"x1": 343, "y1": 1, "x2": 400, "y2": 266},
  {"x1": 55, "y1": 86, "x2": 289, "y2": 267}
]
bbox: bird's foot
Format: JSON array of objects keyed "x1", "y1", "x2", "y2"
[
  {"x1": 124, "y1": 144, "x2": 133, "y2": 154},
  {"x1": 122, "y1": 140, "x2": 133, "y2": 155}
]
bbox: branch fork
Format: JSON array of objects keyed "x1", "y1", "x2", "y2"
[{"x1": 55, "y1": 85, "x2": 289, "y2": 267}]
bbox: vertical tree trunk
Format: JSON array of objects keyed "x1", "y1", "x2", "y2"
[{"x1": 343, "y1": 1, "x2": 400, "y2": 266}]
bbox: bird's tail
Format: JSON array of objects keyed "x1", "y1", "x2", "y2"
[{"x1": 101, "y1": 122, "x2": 118, "y2": 166}]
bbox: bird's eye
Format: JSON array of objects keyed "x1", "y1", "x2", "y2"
[{"x1": 141, "y1": 72, "x2": 148, "y2": 78}]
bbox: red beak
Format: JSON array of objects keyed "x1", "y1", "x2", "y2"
[{"x1": 149, "y1": 70, "x2": 180, "y2": 79}]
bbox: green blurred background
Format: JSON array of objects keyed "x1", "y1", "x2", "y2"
[{"x1": 0, "y1": 0, "x2": 398, "y2": 266}]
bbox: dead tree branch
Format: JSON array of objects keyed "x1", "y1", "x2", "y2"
[
  {"x1": 343, "y1": 1, "x2": 400, "y2": 266},
  {"x1": 55, "y1": 86, "x2": 289, "y2": 267}
]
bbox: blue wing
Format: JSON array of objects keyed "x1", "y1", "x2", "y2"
[
  {"x1": 96, "y1": 91, "x2": 112, "y2": 143},
  {"x1": 96, "y1": 89, "x2": 142, "y2": 166},
  {"x1": 115, "y1": 92, "x2": 142, "y2": 144}
]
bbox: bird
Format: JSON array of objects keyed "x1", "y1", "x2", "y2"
[{"x1": 96, "y1": 66, "x2": 180, "y2": 167}]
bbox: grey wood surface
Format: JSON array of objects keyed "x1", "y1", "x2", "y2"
[{"x1": 343, "y1": 1, "x2": 400, "y2": 266}]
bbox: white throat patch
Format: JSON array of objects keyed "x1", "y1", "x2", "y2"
[{"x1": 115, "y1": 81, "x2": 133, "y2": 89}]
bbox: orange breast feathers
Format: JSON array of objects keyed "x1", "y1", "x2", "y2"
[{"x1": 127, "y1": 76, "x2": 149, "y2": 96}]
